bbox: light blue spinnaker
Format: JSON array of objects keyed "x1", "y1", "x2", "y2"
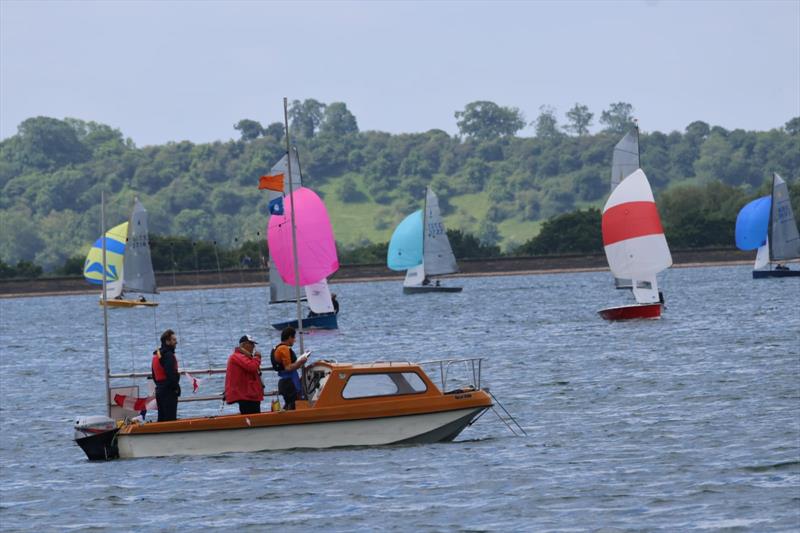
[
  {"x1": 387, "y1": 210, "x2": 423, "y2": 271},
  {"x1": 735, "y1": 196, "x2": 771, "y2": 251}
]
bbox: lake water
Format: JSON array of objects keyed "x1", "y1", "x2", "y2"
[{"x1": 1, "y1": 265, "x2": 798, "y2": 531}]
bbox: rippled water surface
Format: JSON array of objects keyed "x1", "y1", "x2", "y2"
[{"x1": 1, "y1": 265, "x2": 799, "y2": 531}]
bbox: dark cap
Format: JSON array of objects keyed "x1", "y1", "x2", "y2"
[{"x1": 239, "y1": 335, "x2": 258, "y2": 345}]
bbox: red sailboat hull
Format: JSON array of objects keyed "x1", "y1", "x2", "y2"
[{"x1": 598, "y1": 303, "x2": 662, "y2": 321}]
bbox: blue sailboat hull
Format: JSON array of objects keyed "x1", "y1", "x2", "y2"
[
  {"x1": 271, "y1": 314, "x2": 339, "y2": 330},
  {"x1": 752, "y1": 269, "x2": 800, "y2": 279}
]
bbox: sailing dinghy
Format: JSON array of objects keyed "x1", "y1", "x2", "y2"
[
  {"x1": 735, "y1": 173, "x2": 800, "y2": 278},
  {"x1": 266, "y1": 151, "x2": 339, "y2": 330},
  {"x1": 598, "y1": 169, "x2": 672, "y2": 320},
  {"x1": 83, "y1": 198, "x2": 158, "y2": 308},
  {"x1": 388, "y1": 187, "x2": 462, "y2": 294}
]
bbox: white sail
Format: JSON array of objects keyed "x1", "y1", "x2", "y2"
[
  {"x1": 305, "y1": 279, "x2": 334, "y2": 314},
  {"x1": 268, "y1": 150, "x2": 304, "y2": 303},
  {"x1": 422, "y1": 187, "x2": 458, "y2": 277},
  {"x1": 769, "y1": 173, "x2": 800, "y2": 261},
  {"x1": 754, "y1": 237, "x2": 770, "y2": 270},
  {"x1": 632, "y1": 276, "x2": 659, "y2": 304},
  {"x1": 403, "y1": 264, "x2": 426, "y2": 288},
  {"x1": 602, "y1": 170, "x2": 672, "y2": 280},
  {"x1": 611, "y1": 129, "x2": 640, "y2": 191},
  {"x1": 122, "y1": 198, "x2": 157, "y2": 294}
]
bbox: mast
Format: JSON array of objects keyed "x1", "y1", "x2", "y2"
[
  {"x1": 100, "y1": 192, "x2": 111, "y2": 417},
  {"x1": 283, "y1": 97, "x2": 304, "y2": 354},
  {"x1": 768, "y1": 172, "x2": 776, "y2": 269},
  {"x1": 422, "y1": 187, "x2": 428, "y2": 281}
]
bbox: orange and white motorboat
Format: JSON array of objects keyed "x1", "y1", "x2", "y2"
[{"x1": 75, "y1": 358, "x2": 493, "y2": 460}]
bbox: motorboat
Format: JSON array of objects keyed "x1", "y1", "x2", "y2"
[{"x1": 75, "y1": 358, "x2": 492, "y2": 460}]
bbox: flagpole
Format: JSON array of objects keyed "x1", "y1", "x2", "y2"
[
  {"x1": 101, "y1": 192, "x2": 112, "y2": 417},
  {"x1": 283, "y1": 97, "x2": 305, "y2": 354}
]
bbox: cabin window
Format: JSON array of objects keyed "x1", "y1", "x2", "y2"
[{"x1": 342, "y1": 372, "x2": 427, "y2": 399}]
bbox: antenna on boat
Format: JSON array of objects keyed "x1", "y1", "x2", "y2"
[
  {"x1": 283, "y1": 97, "x2": 305, "y2": 354},
  {"x1": 100, "y1": 191, "x2": 112, "y2": 417}
]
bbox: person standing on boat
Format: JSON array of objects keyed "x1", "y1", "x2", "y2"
[
  {"x1": 224, "y1": 335, "x2": 265, "y2": 414},
  {"x1": 271, "y1": 327, "x2": 308, "y2": 410},
  {"x1": 152, "y1": 329, "x2": 181, "y2": 422}
]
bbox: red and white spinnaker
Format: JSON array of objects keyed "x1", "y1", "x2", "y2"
[{"x1": 599, "y1": 169, "x2": 672, "y2": 319}]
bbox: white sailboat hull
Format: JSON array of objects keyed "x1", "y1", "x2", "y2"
[{"x1": 116, "y1": 407, "x2": 484, "y2": 458}]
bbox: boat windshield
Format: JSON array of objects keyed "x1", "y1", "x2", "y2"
[{"x1": 342, "y1": 372, "x2": 427, "y2": 399}]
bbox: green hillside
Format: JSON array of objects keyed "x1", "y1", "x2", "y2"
[{"x1": 1, "y1": 100, "x2": 798, "y2": 271}]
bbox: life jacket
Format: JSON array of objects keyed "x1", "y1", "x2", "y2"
[
  {"x1": 270, "y1": 343, "x2": 296, "y2": 376},
  {"x1": 151, "y1": 349, "x2": 178, "y2": 383}
]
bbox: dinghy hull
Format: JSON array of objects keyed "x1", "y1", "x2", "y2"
[
  {"x1": 403, "y1": 286, "x2": 463, "y2": 294},
  {"x1": 101, "y1": 299, "x2": 158, "y2": 308},
  {"x1": 271, "y1": 314, "x2": 338, "y2": 330},
  {"x1": 598, "y1": 303, "x2": 662, "y2": 321},
  {"x1": 752, "y1": 269, "x2": 800, "y2": 278}
]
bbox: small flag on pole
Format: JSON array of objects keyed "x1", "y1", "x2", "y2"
[
  {"x1": 185, "y1": 372, "x2": 202, "y2": 393},
  {"x1": 268, "y1": 196, "x2": 285, "y2": 216},
  {"x1": 259, "y1": 173, "x2": 284, "y2": 191}
]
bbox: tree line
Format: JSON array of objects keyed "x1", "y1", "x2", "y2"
[{"x1": 1, "y1": 100, "x2": 798, "y2": 274}]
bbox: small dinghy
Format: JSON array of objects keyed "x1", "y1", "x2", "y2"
[
  {"x1": 598, "y1": 169, "x2": 672, "y2": 321},
  {"x1": 388, "y1": 187, "x2": 462, "y2": 294},
  {"x1": 736, "y1": 173, "x2": 800, "y2": 279}
]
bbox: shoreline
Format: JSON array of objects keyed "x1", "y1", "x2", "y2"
[{"x1": 0, "y1": 249, "x2": 755, "y2": 299}]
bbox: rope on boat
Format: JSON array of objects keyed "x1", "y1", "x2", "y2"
[
  {"x1": 232, "y1": 236, "x2": 254, "y2": 334},
  {"x1": 170, "y1": 242, "x2": 184, "y2": 343},
  {"x1": 212, "y1": 240, "x2": 235, "y2": 343},
  {"x1": 487, "y1": 390, "x2": 528, "y2": 437},
  {"x1": 192, "y1": 242, "x2": 213, "y2": 368}
]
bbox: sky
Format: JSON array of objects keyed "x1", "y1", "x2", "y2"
[{"x1": 1, "y1": 0, "x2": 798, "y2": 147}]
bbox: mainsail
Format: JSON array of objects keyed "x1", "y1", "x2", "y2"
[
  {"x1": 84, "y1": 221, "x2": 128, "y2": 298},
  {"x1": 769, "y1": 173, "x2": 800, "y2": 261},
  {"x1": 611, "y1": 129, "x2": 640, "y2": 191},
  {"x1": 422, "y1": 187, "x2": 458, "y2": 276},
  {"x1": 602, "y1": 169, "x2": 672, "y2": 303},
  {"x1": 267, "y1": 151, "x2": 304, "y2": 303},
  {"x1": 122, "y1": 199, "x2": 157, "y2": 294}
]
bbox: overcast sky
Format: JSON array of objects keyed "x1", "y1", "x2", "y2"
[{"x1": 1, "y1": 0, "x2": 798, "y2": 146}]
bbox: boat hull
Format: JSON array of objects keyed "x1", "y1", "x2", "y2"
[
  {"x1": 403, "y1": 286, "x2": 463, "y2": 294},
  {"x1": 598, "y1": 303, "x2": 662, "y2": 321},
  {"x1": 116, "y1": 407, "x2": 486, "y2": 458},
  {"x1": 752, "y1": 269, "x2": 800, "y2": 279},
  {"x1": 271, "y1": 314, "x2": 338, "y2": 330},
  {"x1": 101, "y1": 299, "x2": 158, "y2": 308}
]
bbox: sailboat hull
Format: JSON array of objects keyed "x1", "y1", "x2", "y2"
[
  {"x1": 271, "y1": 314, "x2": 338, "y2": 330},
  {"x1": 752, "y1": 269, "x2": 800, "y2": 279},
  {"x1": 598, "y1": 303, "x2": 662, "y2": 321},
  {"x1": 403, "y1": 286, "x2": 463, "y2": 294},
  {"x1": 101, "y1": 299, "x2": 158, "y2": 308},
  {"x1": 113, "y1": 407, "x2": 486, "y2": 458}
]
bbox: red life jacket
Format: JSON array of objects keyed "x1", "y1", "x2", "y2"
[{"x1": 151, "y1": 349, "x2": 178, "y2": 383}]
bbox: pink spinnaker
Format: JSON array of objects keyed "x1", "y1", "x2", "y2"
[{"x1": 267, "y1": 187, "x2": 339, "y2": 286}]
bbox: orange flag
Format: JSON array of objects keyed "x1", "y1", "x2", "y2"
[{"x1": 258, "y1": 173, "x2": 284, "y2": 191}]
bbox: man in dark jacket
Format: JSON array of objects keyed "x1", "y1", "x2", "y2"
[{"x1": 152, "y1": 329, "x2": 181, "y2": 422}]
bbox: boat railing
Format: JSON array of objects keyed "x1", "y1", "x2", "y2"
[{"x1": 416, "y1": 358, "x2": 483, "y2": 392}]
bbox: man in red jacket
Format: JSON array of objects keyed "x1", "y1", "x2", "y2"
[{"x1": 224, "y1": 335, "x2": 264, "y2": 414}]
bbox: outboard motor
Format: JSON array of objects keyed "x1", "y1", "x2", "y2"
[{"x1": 74, "y1": 415, "x2": 119, "y2": 460}]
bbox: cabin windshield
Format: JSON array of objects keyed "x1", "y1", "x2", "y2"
[{"x1": 342, "y1": 372, "x2": 427, "y2": 399}]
